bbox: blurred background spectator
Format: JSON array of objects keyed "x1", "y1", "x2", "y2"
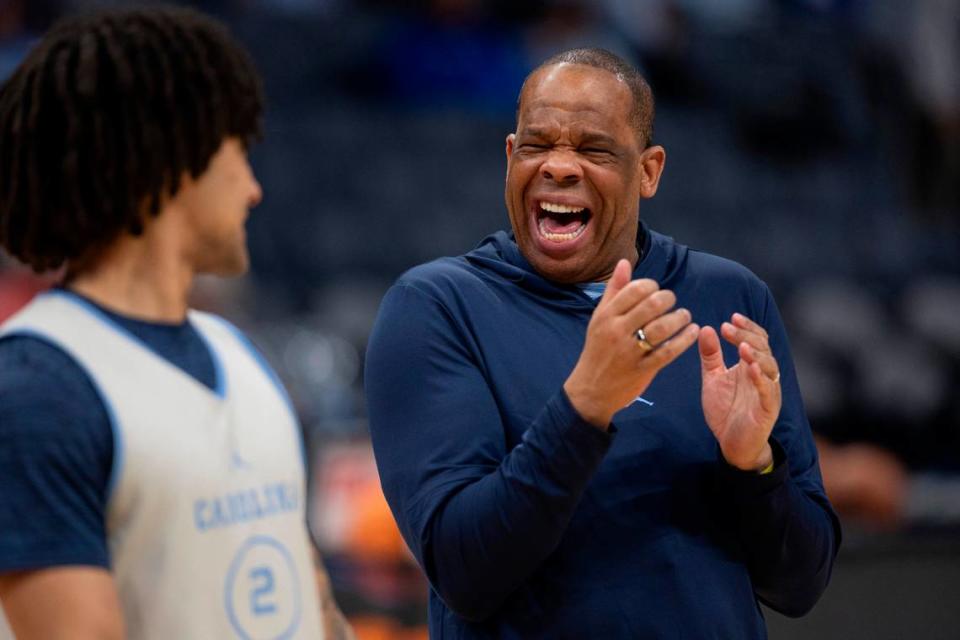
[{"x1": 1, "y1": 0, "x2": 958, "y2": 638}]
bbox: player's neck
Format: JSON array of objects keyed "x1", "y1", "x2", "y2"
[{"x1": 66, "y1": 218, "x2": 195, "y2": 324}]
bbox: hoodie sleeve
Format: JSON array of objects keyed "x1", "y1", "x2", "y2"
[
  {"x1": 364, "y1": 282, "x2": 613, "y2": 622},
  {"x1": 720, "y1": 284, "x2": 841, "y2": 617}
]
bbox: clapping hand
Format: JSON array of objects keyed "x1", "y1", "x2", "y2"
[
  {"x1": 698, "y1": 314, "x2": 782, "y2": 471},
  {"x1": 564, "y1": 259, "x2": 699, "y2": 429}
]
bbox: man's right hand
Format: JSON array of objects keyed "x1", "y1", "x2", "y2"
[{"x1": 563, "y1": 259, "x2": 699, "y2": 429}]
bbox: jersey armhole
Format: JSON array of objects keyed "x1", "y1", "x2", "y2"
[{"x1": 1, "y1": 329, "x2": 123, "y2": 504}]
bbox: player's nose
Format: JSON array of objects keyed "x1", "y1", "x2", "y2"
[{"x1": 249, "y1": 175, "x2": 263, "y2": 208}]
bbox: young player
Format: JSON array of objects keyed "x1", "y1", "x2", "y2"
[{"x1": 0, "y1": 7, "x2": 352, "y2": 639}]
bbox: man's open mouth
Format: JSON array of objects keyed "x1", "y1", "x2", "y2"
[{"x1": 536, "y1": 201, "x2": 591, "y2": 242}]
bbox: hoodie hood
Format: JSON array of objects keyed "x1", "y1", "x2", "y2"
[{"x1": 464, "y1": 220, "x2": 689, "y2": 308}]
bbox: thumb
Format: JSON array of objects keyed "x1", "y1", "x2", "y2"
[
  {"x1": 698, "y1": 325, "x2": 725, "y2": 375},
  {"x1": 598, "y1": 259, "x2": 632, "y2": 307}
]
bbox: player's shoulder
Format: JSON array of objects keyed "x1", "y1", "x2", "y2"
[
  {"x1": 189, "y1": 309, "x2": 270, "y2": 362},
  {"x1": 188, "y1": 309, "x2": 268, "y2": 368},
  {"x1": 0, "y1": 337, "x2": 113, "y2": 577},
  {"x1": 1, "y1": 296, "x2": 122, "y2": 421},
  {"x1": 0, "y1": 333, "x2": 111, "y2": 441},
  {"x1": 187, "y1": 309, "x2": 286, "y2": 387},
  {"x1": 188, "y1": 308, "x2": 245, "y2": 341},
  {"x1": 0, "y1": 331, "x2": 92, "y2": 389}
]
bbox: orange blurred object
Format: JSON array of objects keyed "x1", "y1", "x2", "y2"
[
  {"x1": 350, "y1": 615, "x2": 429, "y2": 640},
  {"x1": 344, "y1": 480, "x2": 410, "y2": 563}
]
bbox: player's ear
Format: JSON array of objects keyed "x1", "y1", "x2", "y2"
[
  {"x1": 638, "y1": 145, "x2": 665, "y2": 199},
  {"x1": 506, "y1": 133, "x2": 516, "y2": 161}
]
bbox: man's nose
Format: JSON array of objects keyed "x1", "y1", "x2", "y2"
[{"x1": 540, "y1": 150, "x2": 582, "y2": 184}]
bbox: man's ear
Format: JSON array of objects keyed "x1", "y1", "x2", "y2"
[
  {"x1": 638, "y1": 145, "x2": 666, "y2": 199},
  {"x1": 505, "y1": 133, "x2": 516, "y2": 161}
]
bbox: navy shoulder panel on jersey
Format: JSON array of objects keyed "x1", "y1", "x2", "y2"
[
  {"x1": 0, "y1": 291, "x2": 219, "y2": 573},
  {"x1": 0, "y1": 334, "x2": 113, "y2": 571}
]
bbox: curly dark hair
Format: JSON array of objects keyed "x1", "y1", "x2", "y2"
[
  {"x1": 0, "y1": 5, "x2": 264, "y2": 272},
  {"x1": 518, "y1": 48, "x2": 655, "y2": 148}
]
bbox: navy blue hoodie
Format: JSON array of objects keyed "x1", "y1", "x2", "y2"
[{"x1": 365, "y1": 224, "x2": 840, "y2": 639}]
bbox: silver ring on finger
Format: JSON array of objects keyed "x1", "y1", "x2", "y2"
[{"x1": 635, "y1": 327, "x2": 654, "y2": 353}]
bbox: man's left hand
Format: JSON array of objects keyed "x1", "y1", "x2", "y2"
[{"x1": 699, "y1": 313, "x2": 782, "y2": 472}]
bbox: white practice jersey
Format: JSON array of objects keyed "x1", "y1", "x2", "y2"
[{"x1": 1, "y1": 291, "x2": 324, "y2": 640}]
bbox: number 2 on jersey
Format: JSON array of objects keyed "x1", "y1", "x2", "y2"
[{"x1": 250, "y1": 565, "x2": 277, "y2": 616}]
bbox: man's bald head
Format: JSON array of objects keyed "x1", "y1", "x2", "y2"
[{"x1": 517, "y1": 48, "x2": 655, "y2": 148}]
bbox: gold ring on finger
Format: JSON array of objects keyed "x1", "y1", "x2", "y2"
[{"x1": 635, "y1": 328, "x2": 654, "y2": 353}]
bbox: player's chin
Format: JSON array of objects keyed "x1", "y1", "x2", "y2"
[
  {"x1": 222, "y1": 252, "x2": 251, "y2": 277},
  {"x1": 202, "y1": 247, "x2": 250, "y2": 277}
]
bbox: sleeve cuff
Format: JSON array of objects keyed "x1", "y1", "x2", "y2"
[
  {"x1": 554, "y1": 387, "x2": 617, "y2": 445},
  {"x1": 720, "y1": 437, "x2": 789, "y2": 502},
  {"x1": 511, "y1": 388, "x2": 616, "y2": 497}
]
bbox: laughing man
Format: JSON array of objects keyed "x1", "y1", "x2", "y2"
[{"x1": 365, "y1": 48, "x2": 840, "y2": 638}]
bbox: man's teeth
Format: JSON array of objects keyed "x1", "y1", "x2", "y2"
[
  {"x1": 540, "y1": 201, "x2": 585, "y2": 214},
  {"x1": 538, "y1": 217, "x2": 587, "y2": 241}
]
